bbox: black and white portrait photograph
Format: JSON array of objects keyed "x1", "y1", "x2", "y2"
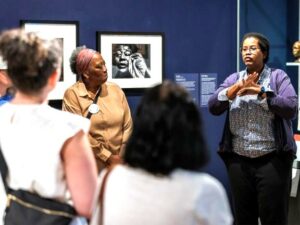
[
  {"x1": 97, "y1": 32, "x2": 163, "y2": 89},
  {"x1": 112, "y1": 44, "x2": 151, "y2": 79}
]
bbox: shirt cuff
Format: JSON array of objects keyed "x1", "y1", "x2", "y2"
[
  {"x1": 97, "y1": 148, "x2": 112, "y2": 162},
  {"x1": 218, "y1": 88, "x2": 229, "y2": 101},
  {"x1": 263, "y1": 86, "x2": 275, "y2": 98}
]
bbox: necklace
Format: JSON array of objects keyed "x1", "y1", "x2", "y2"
[{"x1": 87, "y1": 87, "x2": 101, "y2": 116}]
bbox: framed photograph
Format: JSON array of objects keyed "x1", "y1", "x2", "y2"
[
  {"x1": 96, "y1": 32, "x2": 164, "y2": 89},
  {"x1": 20, "y1": 20, "x2": 79, "y2": 100}
]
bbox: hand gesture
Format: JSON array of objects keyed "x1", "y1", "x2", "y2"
[
  {"x1": 243, "y1": 72, "x2": 259, "y2": 87},
  {"x1": 129, "y1": 53, "x2": 150, "y2": 78},
  {"x1": 227, "y1": 72, "x2": 259, "y2": 100},
  {"x1": 237, "y1": 72, "x2": 260, "y2": 96},
  {"x1": 237, "y1": 83, "x2": 260, "y2": 96}
]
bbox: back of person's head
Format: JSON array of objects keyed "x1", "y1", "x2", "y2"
[
  {"x1": 0, "y1": 28, "x2": 62, "y2": 95},
  {"x1": 124, "y1": 80, "x2": 209, "y2": 175},
  {"x1": 241, "y1": 32, "x2": 270, "y2": 63}
]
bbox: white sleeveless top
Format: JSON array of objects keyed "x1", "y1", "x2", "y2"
[{"x1": 0, "y1": 103, "x2": 90, "y2": 201}]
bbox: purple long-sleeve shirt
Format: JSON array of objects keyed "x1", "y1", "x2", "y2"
[{"x1": 208, "y1": 67, "x2": 298, "y2": 156}]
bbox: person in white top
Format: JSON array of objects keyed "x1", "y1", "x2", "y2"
[
  {"x1": 90, "y1": 80, "x2": 233, "y2": 225},
  {"x1": 0, "y1": 28, "x2": 98, "y2": 223}
]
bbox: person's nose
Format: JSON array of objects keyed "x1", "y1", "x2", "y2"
[
  {"x1": 120, "y1": 52, "x2": 126, "y2": 59},
  {"x1": 102, "y1": 64, "x2": 107, "y2": 72},
  {"x1": 244, "y1": 49, "x2": 252, "y2": 54}
]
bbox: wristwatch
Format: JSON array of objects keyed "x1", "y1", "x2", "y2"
[{"x1": 258, "y1": 86, "x2": 265, "y2": 97}]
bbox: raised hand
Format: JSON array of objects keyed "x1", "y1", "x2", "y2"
[
  {"x1": 227, "y1": 79, "x2": 245, "y2": 100},
  {"x1": 237, "y1": 83, "x2": 260, "y2": 96},
  {"x1": 129, "y1": 53, "x2": 150, "y2": 78},
  {"x1": 243, "y1": 72, "x2": 259, "y2": 87},
  {"x1": 237, "y1": 72, "x2": 261, "y2": 96},
  {"x1": 227, "y1": 72, "x2": 260, "y2": 100}
]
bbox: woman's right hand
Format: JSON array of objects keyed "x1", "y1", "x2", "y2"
[{"x1": 227, "y1": 80, "x2": 244, "y2": 100}]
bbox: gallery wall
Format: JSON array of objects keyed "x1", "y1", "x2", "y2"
[{"x1": 1, "y1": 0, "x2": 297, "y2": 197}]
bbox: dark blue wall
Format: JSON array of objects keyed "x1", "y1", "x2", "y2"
[
  {"x1": 1, "y1": 0, "x2": 298, "y2": 203},
  {"x1": 6, "y1": 0, "x2": 299, "y2": 196}
]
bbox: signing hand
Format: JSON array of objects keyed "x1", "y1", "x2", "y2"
[
  {"x1": 227, "y1": 72, "x2": 260, "y2": 100},
  {"x1": 237, "y1": 84, "x2": 260, "y2": 96},
  {"x1": 227, "y1": 79, "x2": 244, "y2": 100},
  {"x1": 243, "y1": 72, "x2": 259, "y2": 87},
  {"x1": 237, "y1": 72, "x2": 260, "y2": 96}
]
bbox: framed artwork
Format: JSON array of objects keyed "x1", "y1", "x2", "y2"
[
  {"x1": 96, "y1": 32, "x2": 164, "y2": 89},
  {"x1": 20, "y1": 20, "x2": 79, "y2": 100}
]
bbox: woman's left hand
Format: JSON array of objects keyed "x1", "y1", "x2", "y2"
[{"x1": 237, "y1": 83, "x2": 260, "y2": 96}]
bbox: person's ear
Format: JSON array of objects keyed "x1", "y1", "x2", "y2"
[
  {"x1": 263, "y1": 52, "x2": 267, "y2": 61},
  {"x1": 81, "y1": 71, "x2": 90, "y2": 81},
  {"x1": 48, "y1": 69, "x2": 60, "y2": 90}
]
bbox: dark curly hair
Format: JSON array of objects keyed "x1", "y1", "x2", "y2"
[
  {"x1": 0, "y1": 28, "x2": 61, "y2": 95},
  {"x1": 124, "y1": 80, "x2": 209, "y2": 175}
]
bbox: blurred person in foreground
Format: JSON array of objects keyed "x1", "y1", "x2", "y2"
[
  {"x1": 0, "y1": 28, "x2": 97, "y2": 221},
  {"x1": 90, "y1": 80, "x2": 233, "y2": 225},
  {"x1": 0, "y1": 55, "x2": 13, "y2": 225}
]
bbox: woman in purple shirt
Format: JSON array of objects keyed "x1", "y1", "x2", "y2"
[{"x1": 208, "y1": 32, "x2": 298, "y2": 225}]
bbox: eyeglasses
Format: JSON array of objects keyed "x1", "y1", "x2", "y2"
[{"x1": 241, "y1": 46, "x2": 260, "y2": 54}]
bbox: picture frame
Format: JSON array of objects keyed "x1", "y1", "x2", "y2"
[
  {"x1": 20, "y1": 20, "x2": 79, "y2": 100},
  {"x1": 96, "y1": 32, "x2": 164, "y2": 89}
]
